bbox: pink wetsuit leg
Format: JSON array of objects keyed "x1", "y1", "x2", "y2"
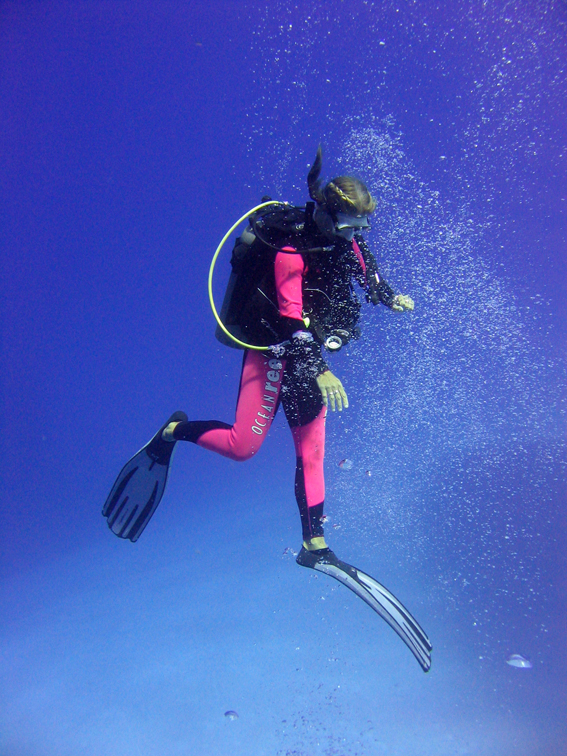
[
  {"x1": 291, "y1": 406, "x2": 326, "y2": 506},
  {"x1": 196, "y1": 351, "x2": 285, "y2": 461}
]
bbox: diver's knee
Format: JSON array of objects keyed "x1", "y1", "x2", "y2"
[
  {"x1": 303, "y1": 449, "x2": 325, "y2": 468},
  {"x1": 229, "y1": 447, "x2": 256, "y2": 462}
]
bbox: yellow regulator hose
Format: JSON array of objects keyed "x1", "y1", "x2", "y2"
[{"x1": 208, "y1": 200, "x2": 285, "y2": 351}]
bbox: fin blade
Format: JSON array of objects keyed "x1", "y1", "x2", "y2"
[
  {"x1": 356, "y1": 570, "x2": 432, "y2": 652},
  {"x1": 315, "y1": 561, "x2": 432, "y2": 671},
  {"x1": 102, "y1": 465, "x2": 138, "y2": 519},
  {"x1": 298, "y1": 549, "x2": 432, "y2": 672},
  {"x1": 122, "y1": 480, "x2": 161, "y2": 542},
  {"x1": 102, "y1": 412, "x2": 187, "y2": 541},
  {"x1": 103, "y1": 450, "x2": 170, "y2": 541}
]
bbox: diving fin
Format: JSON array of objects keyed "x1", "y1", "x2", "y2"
[
  {"x1": 297, "y1": 547, "x2": 432, "y2": 672},
  {"x1": 102, "y1": 411, "x2": 188, "y2": 542}
]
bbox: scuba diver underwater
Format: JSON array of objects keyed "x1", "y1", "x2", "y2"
[{"x1": 103, "y1": 146, "x2": 432, "y2": 672}]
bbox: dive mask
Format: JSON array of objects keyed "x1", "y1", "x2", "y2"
[
  {"x1": 313, "y1": 206, "x2": 372, "y2": 241},
  {"x1": 334, "y1": 212, "x2": 371, "y2": 241},
  {"x1": 334, "y1": 212, "x2": 371, "y2": 231}
]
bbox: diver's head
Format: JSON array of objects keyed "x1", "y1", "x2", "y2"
[{"x1": 307, "y1": 145, "x2": 376, "y2": 241}]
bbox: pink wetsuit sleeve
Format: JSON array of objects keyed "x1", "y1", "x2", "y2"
[
  {"x1": 352, "y1": 238, "x2": 367, "y2": 280},
  {"x1": 274, "y1": 249, "x2": 305, "y2": 320}
]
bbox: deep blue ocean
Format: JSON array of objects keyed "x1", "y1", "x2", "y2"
[{"x1": 2, "y1": 2, "x2": 566, "y2": 754}]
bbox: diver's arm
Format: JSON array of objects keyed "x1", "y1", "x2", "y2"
[
  {"x1": 274, "y1": 250, "x2": 329, "y2": 376},
  {"x1": 274, "y1": 248, "x2": 308, "y2": 336},
  {"x1": 372, "y1": 276, "x2": 414, "y2": 311},
  {"x1": 356, "y1": 235, "x2": 414, "y2": 312},
  {"x1": 274, "y1": 250, "x2": 347, "y2": 409},
  {"x1": 369, "y1": 272, "x2": 397, "y2": 307}
]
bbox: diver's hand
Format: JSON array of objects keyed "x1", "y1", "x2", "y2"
[
  {"x1": 392, "y1": 294, "x2": 414, "y2": 312},
  {"x1": 316, "y1": 371, "x2": 349, "y2": 412}
]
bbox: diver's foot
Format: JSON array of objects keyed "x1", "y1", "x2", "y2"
[
  {"x1": 162, "y1": 421, "x2": 182, "y2": 442},
  {"x1": 296, "y1": 544, "x2": 337, "y2": 568},
  {"x1": 144, "y1": 412, "x2": 188, "y2": 464},
  {"x1": 303, "y1": 536, "x2": 328, "y2": 551}
]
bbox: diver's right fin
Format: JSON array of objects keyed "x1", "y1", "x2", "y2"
[
  {"x1": 102, "y1": 411, "x2": 187, "y2": 542},
  {"x1": 297, "y1": 547, "x2": 432, "y2": 672}
]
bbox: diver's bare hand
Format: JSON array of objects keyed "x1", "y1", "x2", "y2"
[
  {"x1": 316, "y1": 371, "x2": 349, "y2": 411},
  {"x1": 392, "y1": 294, "x2": 414, "y2": 312}
]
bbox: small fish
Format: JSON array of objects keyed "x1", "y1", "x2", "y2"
[
  {"x1": 224, "y1": 710, "x2": 239, "y2": 720},
  {"x1": 338, "y1": 458, "x2": 353, "y2": 470},
  {"x1": 506, "y1": 654, "x2": 533, "y2": 669}
]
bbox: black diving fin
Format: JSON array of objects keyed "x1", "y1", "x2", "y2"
[
  {"x1": 102, "y1": 411, "x2": 188, "y2": 542},
  {"x1": 297, "y1": 547, "x2": 432, "y2": 672}
]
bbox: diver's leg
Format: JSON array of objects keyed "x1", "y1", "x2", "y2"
[
  {"x1": 281, "y1": 369, "x2": 327, "y2": 549},
  {"x1": 169, "y1": 351, "x2": 285, "y2": 461},
  {"x1": 291, "y1": 406, "x2": 327, "y2": 548}
]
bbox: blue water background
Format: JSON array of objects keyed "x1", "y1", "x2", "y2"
[{"x1": 2, "y1": 1, "x2": 566, "y2": 754}]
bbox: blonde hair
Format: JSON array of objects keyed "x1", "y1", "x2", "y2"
[
  {"x1": 307, "y1": 144, "x2": 376, "y2": 215},
  {"x1": 322, "y1": 176, "x2": 377, "y2": 215}
]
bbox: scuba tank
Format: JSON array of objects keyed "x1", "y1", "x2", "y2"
[{"x1": 215, "y1": 220, "x2": 276, "y2": 349}]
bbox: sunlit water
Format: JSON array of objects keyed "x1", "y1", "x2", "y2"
[{"x1": 1, "y1": 1, "x2": 565, "y2": 755}]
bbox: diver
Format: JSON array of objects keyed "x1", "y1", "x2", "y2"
[{"x1": 103, "y1": 146, "x2": 432, "y2": 671}]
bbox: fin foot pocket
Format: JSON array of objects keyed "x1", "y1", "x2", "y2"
[
  {"x1": 102, "y1": 411, "x2": 188, "y2": 542},
  {"x1": 296, "y1": 547, "x2": 432, "y2": 672}
]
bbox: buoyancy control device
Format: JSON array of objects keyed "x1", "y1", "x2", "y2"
[{"x1": 209, "y1": 199, "x2": 392, "y2": 352}]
